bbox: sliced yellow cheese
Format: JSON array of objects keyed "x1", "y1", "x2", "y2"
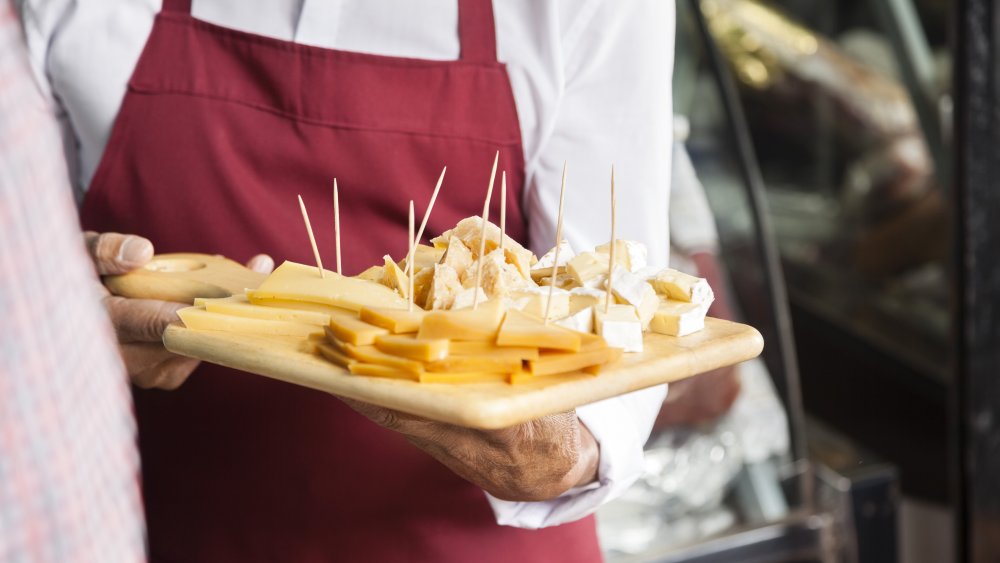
[
  {"x1": 359, "y1": 307, "x2": 426, "y2": 334},
  {"x1": 528, "y1": 346, "x2": 622, "y2": 377},
  {"x1": 348, "y1": 363, "x2": 419, "y2": 381},
  {"x1": 425, "y1": 355, "x2": 523, "y2": 374},
  {"x1": 374, "y1": 334, "x2": 449, "y2": 362},
  {"x1": 496, "y1": 309, "x2": 581, "y2": 352},
  {"x1": 327, "y1": 309, "x2": 389, "y2": 345},
  {"x1": 419, "y1": 372, "x2": 508, "y2": 384},
  {"x1": 199, "y1": 295, "x2": 330, "y2": 326},
  {"x1": 316, "y1": 341, "x2": 356, "y2": 369},
  {"x1": 177, "y1": 306, "x2": 323, "y2": 338},
  {"x1": 417, "y1": 298, "x2": 504, "y2": 341},
  {"x1": 251, "y1": 261, "x2": 408, "y2": 312},
  {"x1": 509, "y1": 370, "x2": 535, "y2": 385},
  {"x1": 341, "y1": 343, "x2": 425, "y2": 374},
  {"x1": 651, "y1": 268, "x2": 714, "y2": 305},
  {"x1": 649, "y1": 299, "x2": 708, "y2": 337},
  {"x1": 449, "y1": 341, "x2": 539, "y2": 361}
]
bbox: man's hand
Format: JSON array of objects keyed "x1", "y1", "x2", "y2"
[
  {"x1": 85, "y1": 231, "x2": 273, "y2": 390},
  {"x1": 342, "y1": 399, "x2": 600, "y2": 502}
]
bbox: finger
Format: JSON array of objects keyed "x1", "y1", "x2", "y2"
[
  {"x1": 339, "y1": 397, "x2": 441, "y2": 437},
  {"x1": 105, "y1": 296, "x2": 186, "y2": 343},
  {"x1": 120, "y1": 342, "x2": 178, "y2": 375},
  {"x1": 133, "y1": 356, "x2": 200, "y2": 390},
  {"x1": 84, "y1": 231, "x2": 154, "y2": 275},
  {"x1": 246, "y1": 254, "x2": 275, "y2": 274}
]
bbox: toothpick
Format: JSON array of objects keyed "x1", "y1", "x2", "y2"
[
  {"x1": 297, "y1": 194, "x2": 325, "y2": 278},
  {"x1": 606, "y1": 166, "x2": 617, "y2": 313},
  {"x1": 405, "y1": 166, "x2": 447, "y2": 275},
  {"x1": 500, "y1": 171, "x2": 507, "y2": 254},
  {"x1": 333, "y1": 179, "x2": 342, "y2": 275},
  {"x1": 408, "y1": 200, "x2": 415, "y2": 312},
  {"x1": 544, "y1": 162, "x2": 568, "y2": 324},
  {"x1": 472, "y1": 151, "x2": 500, "y2": 310}
]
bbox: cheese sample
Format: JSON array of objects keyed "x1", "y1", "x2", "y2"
[
  {"x1": 595, "y1": 240, "x2": 648, "y2": 272},
  {"x1": 374, "y1": 334, "x2": 449, "y2": 362},
  {"x1": 411, "y1": 266, "x2": 435, "y2": 308},
  {"x1": 400, "y1": 244, "x2": 445, "y2": 272},
  {"x1": 554, "y1": 306, "x2": 594, "y2": 334},
  {"x1": 649, "y1": 299, "x2": 708, "y2": 337},
  {"x1": 594, "y1": 304, "x2": 644, "y2": 352},
  {"x1": 472, "y1": 249, "x2": 530, "y2": 298},
  {"x1": 340, "y1": 342, "x2": 425, "y2": 374},
  {"x1": 327, "y1": 310, "x2": 389, "y2": 345},
  {"x1": 431, "y1": 217, "x2": 534, "y2": 279},
  {"x1": 356, "y1": 265, "x2": 384, "y2": 283},
  {"x1": 527, "y1": 346, "x2": 622, "y2": 377},
  {"x1": 251, "y1": 261, "x2": 408, "y2": 312},
  {"x1": 200, "y1": 295, "x2": 330, "y2": 326},
  {"x1": 419, "y1": 372, "x2": 509, "y2": 384},
  {"x1": 425, "y1": 355, "x2": 523, "y2": 374},
  {"x1": 530, "y1": 240, "x2": 575, "y2": 281},
  {"x1": 426, "y1": 263, "x2": 462, "y2": 310},
  {"x1": 608, "y1": 266, "x2": 660, "y2": 329},
  {"x1": 569, "y1": 287, "x2": 609, "y2": 312},
  {"x1": 417, "y1": 298, "x2": 504, "y2": 341},
  {"x1": 450, "y1": 287, "x2": 489, "y2": 311},
  {"x1": 380, "y1": 256, "x2": 409, "y2": 299},
  {"x1": 651, "y1": 268, "x2": 714, "y2": 305},
  {"x1": 440, "y1": 236, "x2": 474, "y2": 277},
  {"x1": 177, "y1": 307, "x2": 323, "y2": 338},
  {"x1": 316, "y1": 341, "x2": 356, "y2": 369},
  {"x1": 507, "y1": 286, "x2": 570, "y2": 320},
  {"x1": 449, "y1": 341, "x2": 539, "y2": 361},
  {"x1": 348, "y1": 363, "x2": 419, "y2": 381},
  {"x1": 496, "y1": 309, "x2": 582, "y2": 352},
  {"x1": 566, "y1": 252, "x2": 610, "y2": 286},
  {"x1": 359, "y1": 307, "x2": 426, "y2": 334}
]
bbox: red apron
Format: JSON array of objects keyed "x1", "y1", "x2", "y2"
[{"x1": 81, "y1": 1, "x2": 602, "y2": 561}]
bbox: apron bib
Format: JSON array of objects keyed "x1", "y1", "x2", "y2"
[{"x1": 81, "y1": 1, "x2": 601, "y2": 561}]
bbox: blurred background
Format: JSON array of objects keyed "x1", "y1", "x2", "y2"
[{"x1": 594, "y1": 0, "x2": 1000, "y2": 561}]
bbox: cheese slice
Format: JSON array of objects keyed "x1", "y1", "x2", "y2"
[
  {"x1": 594, "y1": 304, "x2": 644, "y2": 353},
  {"x1": 348, "y1": 363, "x2": 419, "y2": 381},
  {"x1": 419, "y1": 372, "x2": 509, "y2": 384},
  {"x1": 651, "y1": 268, "x2": 714, "y2": 305},
  {"x1": 340, "y1": 342, "x2": 425, "y2": 374},
  {"x1": 359, "y1": 307, "x2": 426, "y2": 334},
  {"x1": 496, "y1": 309, "x2": 582, "y2": 352},
  {"x1": 649, "y1": 299, "x2": 708, "y2": 337},
  {"x1": 177, "y1": 306, "x2": 323, "y2": 338},
  {"x1": 449, "y1": 341, "x2": 539, "y2": 361},
  {"x1": 356, "y1": 265, "x2": 384, "y2": 283},
  {"x1": 527, "y1": 346, "x2": 622, "y2": 377},
  {"x1": 327, "y1": 309, "x2": 389, "y2": 345},
  {"x1": 608, "y1": 266, "x2": 660, "y2": 329},
  {"x1": 566, "y1": 252, "x2": 610, "y2": 287},
  {"x1": 199, "y1": 295, "x2": 330, "y2": 326},
  {"x1": 509, "y1": 370, "x2": 535, "y2": 385},
  {"x1": 418, "y1": 298, "x2": 505, "y2": 341},
  {"x1": 380, "y1": 255, "x2": 409, "y2": 299},
  {"x1": 252, "y1": 261, "x2": 408, "y2": 312},
  {"x1": 425, "y1": 355, "x2": 523, "y2": 374},
  {"x1": 316, "y1": 341, "x2": 356, "y2": 369},
  {"x1": 374, "y1": 334, "x2": 449, "y2": 362}
]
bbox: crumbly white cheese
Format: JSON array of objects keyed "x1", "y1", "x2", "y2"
[{"x1": 450, "y1": 286, "x2": 490, "y2": 310}]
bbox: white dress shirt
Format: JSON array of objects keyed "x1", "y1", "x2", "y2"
[{"x1": 17, "y1": 0, "x2": 674, "y2": 529}]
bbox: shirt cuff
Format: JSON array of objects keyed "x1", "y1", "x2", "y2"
[{"x1": 485, "y1": 384, "x2": 668, "y2": 529}]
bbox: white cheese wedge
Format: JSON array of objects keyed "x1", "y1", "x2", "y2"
[
  {"x1": 566, "y1": 252, "x2": 610, "y2": 286},
  {"x1": 652, "y1": 268, "x2": 714, "y2": 305},
  {"x1": 595, "y1": 240, "x2": 648, "y2": 272},
  {"x1": 508, "y1": 285, "x2": 570, "y2": 320},
  {"x1": 554, "y1": 305, "x2": 594, "y2": 334},
  {"x1": 530, "y1": 240, "x2": 575, "y2": 281},
  {"x1": 249, "y1": 261, "x2": 408, "y2": 312},
  {"x1": 594, "y1": 304, "x2": 644, "y2": 353},
  {"x1": 380, "y1": 255, "x2": 409, "y2": 299},
  {"x1": 607, "y1": 266, "x2": 660, "y2": 329},
  {"x1": 426, "y1": 263, "x2": 463, "y2": 310},
  {"x1": 440, "y1": 236, "x2": 474, "y2": 277},
  {"x1": 649, "y1": 299, "x2": 708, "y2": 336}
]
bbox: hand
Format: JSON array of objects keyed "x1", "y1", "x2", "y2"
[
  {"x1": 342, "y1": 398, "x2": 600, "y2": 502},
  {"x1": 85, "y1": 231, "x2": 273, "y2": 390},
  {"x1": 654, "y1": 366, "x2": 741, "y2": 429}
]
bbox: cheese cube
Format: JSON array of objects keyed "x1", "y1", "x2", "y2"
[
  {"x1": 251, "y1": 261, "x2": 408, "y2": 312},
  {"x1": 508, "y1": 286, "x2": 570, "y2": 320},
  {"x1": 451, "y1": 287, "x2": 489, "y2": 311},
  {"x1": 649, "y1": 299, "x2": 708, "y2": 337},
  {"x1": 595, "y1": 240, "x2": 648, "y2": 272},
  {"x1": 608, "y1": 266, "x2": 660, "y2": 329},
  {"x1": 594, "y1": 304, "x2": 644, "y2": 352},
  {"x1": 177, "y1": 306, "x2": 323, "y2": 338},
  {"x1": 554, "y1": 306, "x2": 594, "y2": 334},
  {"x1": 566, "y1": 252, "x2": 610, "y2": 286},
  {"x1": 496, "y1": 309, "x2": 582, "y2": 352},
  {"x1": 652, "y1": 268, "x2": 714, "y2": 305},
  {"x1": 418, "y1": 298, "x2": 504, "y2": 341}
]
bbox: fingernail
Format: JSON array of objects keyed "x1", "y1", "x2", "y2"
[{"x1": 119, "y1": 237, "x2": 153, "y2": 265}]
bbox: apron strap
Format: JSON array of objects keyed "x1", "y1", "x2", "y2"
[
  {"x1": 458, "y1": 0, "x2": 498, "y2": 63},
  {"x1": 161, "y1": 0, "x2": 192, "y2": 14}
]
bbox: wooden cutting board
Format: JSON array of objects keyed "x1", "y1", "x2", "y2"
[{"x1": 164, "y1": 317, "x2": 763, "y2": 429}]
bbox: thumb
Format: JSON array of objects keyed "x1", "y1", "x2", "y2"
[
  {"x1": 246, "y1": 254, "x2": 275, "y2": 274},
  {"x1": 85, "y1": 231, "x2": 154, "y2": 275}
]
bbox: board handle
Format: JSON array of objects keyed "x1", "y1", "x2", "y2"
[{"x1": 102, "y1": 253, "x2": 267, "y2": 304}]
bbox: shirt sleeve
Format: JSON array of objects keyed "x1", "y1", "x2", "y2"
[{"x1": 489, "y1": 0, "x2": 675, "y2": 529}]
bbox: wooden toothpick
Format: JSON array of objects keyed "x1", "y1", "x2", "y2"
[
  {"x1": 297, "y1": 194, "x2": 325, "y2": 278},
  {"x1": 472, "y1": 151, "x2": 500, "y2": 310},
  {"x1": 606, "y1": 166, "x2": 617, "y2": 313},
  {"x1": 405, "y1": 166, "x2": 448, "y2": 275},
  {"x1": 500, "y1": 171, "x2": 507, "y2": 254},
  {"x1": 544, "y1": 162, "x2": 568, "y2": 324},
  {"x1": 333, "y1": 179, "x2": 342, "y2": 275},
  {"x1": 408, "y1": 200, "x2": 415, "y2": 312}
]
